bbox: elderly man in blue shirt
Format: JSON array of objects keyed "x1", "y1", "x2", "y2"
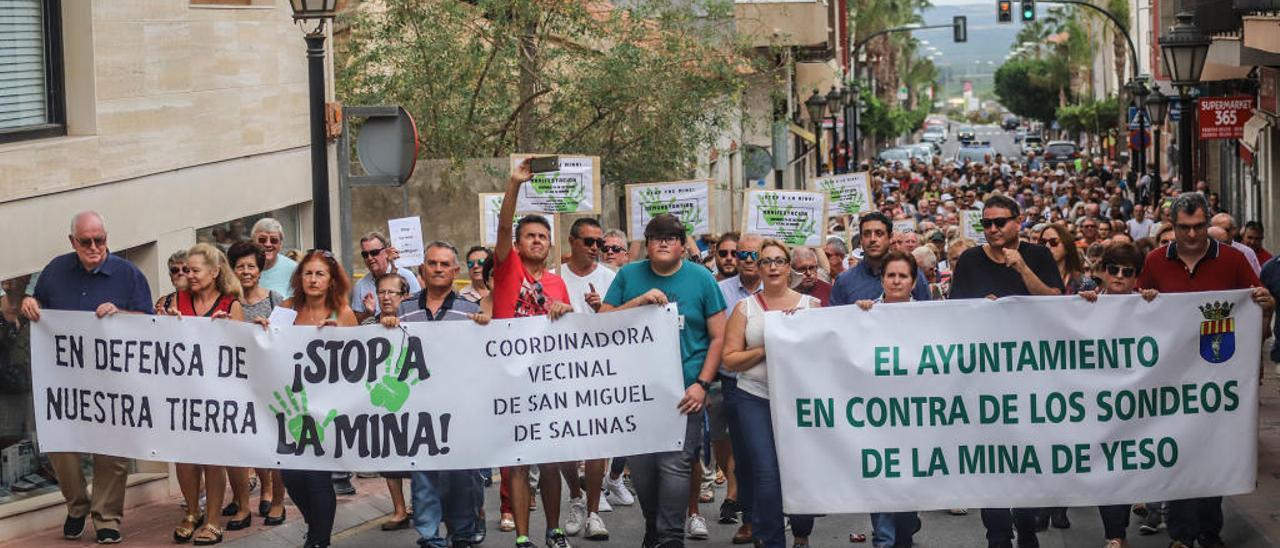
[
  {"x1": 21, "y1": 211, "x2": 153, "y2": 545},
  {"x1": 830, "y1": 212, "x2": 931, "y2": 307}
]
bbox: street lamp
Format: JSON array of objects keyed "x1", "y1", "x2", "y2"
[
  {"x1": 827, "y1": 86, "x2": 843, "y2": 173},
  {"x1": 1144, "y1": 90, "x2": 1170, "y2": 209},
  {"x1": 805, "y1": 89, "x2": 828, "y2": 176},
  {"x1": 289, "y1": 0, "x2": 339, "y2": 251},
  {"x1": 1125, "y1": 79, "x2": 1149, "y2": 180},
  {"x1": 1159, "y1": 11, "x2": 1211, "y2": 192},
  {"x1": 846, "y1": 81, "x2": 860, "y2": 169}
]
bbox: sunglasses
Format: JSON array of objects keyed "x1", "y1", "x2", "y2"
[
  {"x1": 256, "y1": 236, "x2": 282, "y2": 245},
  {"x1": 576, "y1": 237, "x2": 604, "y2": 248},
  {"x1": 735, "y1": 250, "x2": 759, "y2": 262},
  {"x1": 758, "y1": 257, "x2": 789, "y2": 267},
  {"x1": 169, "y1": 266, "x2": 190, "y2": 275},
  {"x1": 75, "y1": 236, "x2": 106, "y2": 248},
  {"x1": 602, "y1": 245, "x2": 626, "y2": 254},
  {"x1": 979, "y1": 217, "x2": 1015, "y2": 230},
  {"x1": 717, "y1": 249, "x2": 736, "y2": 258},
  {"x1": 1042, "y1": 237, "x2": 1060, "y2": 248},
  {"x1": 467, "y1": 259, "x2": 485, "y2": 268},
  {"x1": 1104, "y1": 264, "x2": 1137, "y2": 278},
  {"x1": 361, "y1": 248, "x2": 384, "y2": 259}
]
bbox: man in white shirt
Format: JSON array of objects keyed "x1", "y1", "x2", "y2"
[
  {"x1": 350, "y1": 231, "x2": 422, "y2": 322},
  {"x1": 1210, "y1": 213, "x2": 1262, "y2": 275},
  {"x1": 1126, "y1": 204, "x2": 1155, "y2": 240},
  {"x1": 556, "y1": 218, "x2": 616, "y2": 540}
]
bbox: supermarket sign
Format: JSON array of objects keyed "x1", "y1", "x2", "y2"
[{"x1": 1198, "y1": 96, "x2": 1254, "y2": 140}]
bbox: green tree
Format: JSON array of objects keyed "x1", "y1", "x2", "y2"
[{"x1": 993, "y1": 58, "x2": 1065, "y2": 123}]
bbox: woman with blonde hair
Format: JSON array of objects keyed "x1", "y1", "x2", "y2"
[{"x1": 161, "y1": 244, "x2": 244, "y2": 545}]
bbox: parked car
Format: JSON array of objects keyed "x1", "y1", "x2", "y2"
[
  {"x1": 957, "y1": 126, "x2": 976, "y2": 143},
  {"x1": 907, "y1": 143, "x2": 934, "y2": 161},
  {"x1": 1001, "y1": 114, "x2": 1020, "y2": 131},
  {"x1": 953, "y1": 143, "x2": 995, "y2": 165},
  {"x1": 1042, "y1": 141, "x2": 1081, "y2": 162},
  {"x1": 877, "y1": 147, "x2": 912, "y2": 165},
  {"x1": 1014, "y1": 128, "x2": 1027, "y2": 143},
  {"x1": 922, "y1": 125, "x2": 947, "y2": 145},
  {"x1": 1021, "y1": 134, "x2": 1044, "y2": 155}
]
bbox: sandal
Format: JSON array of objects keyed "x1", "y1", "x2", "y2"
[
  {"x1": 174, "y1": 514, "x2": 205, "y2": 543},
  {"x1": 193, "y1": 524, "x2": 223, "y2": 546},
  {"x1": 848, "y1": 532, "x2": 867, "y2": 543}
]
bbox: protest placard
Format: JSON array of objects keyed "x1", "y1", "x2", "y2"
[
  {"x1": 478, "y1": 193, "x2": 557, "y2": 247},
  {"x1": 388, "y1": 216, "x2": 424, "y2": 267},
  {"x1": 765, "y1": 291, "x2": 1260, "y2": 513},
  {"x1": 625, "y1": 180, "x2": 711, "y2": 240},
  {"x1": 892, "y1": 218, "x2": 918, "y2": 234},
  {"x1": 813, "y1": 172, "x2": 873, "y2": 218},
  {"x1": 31, "y1": 306, "x2": 685, "y2": 470},
  {"x1": 742, "y1": 190, "x2": 827, "y2": 247},
  {"x1": 961, "y1": 209, "x2": 986, "y2": 244},
  {"x1": 509, "y1": 155, "x2": 602, "y2": 214}
]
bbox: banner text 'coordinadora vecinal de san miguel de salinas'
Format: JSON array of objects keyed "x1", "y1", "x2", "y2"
[
  {"x1": 29, "y1": 305, "x2": 686, "y2": 471},
  {"x1": 765, "y1": 290, "x2": 1261, "y2": 514}
]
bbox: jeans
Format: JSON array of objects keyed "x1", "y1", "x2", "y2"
[
  {"x1": 630, "y1": 413, "x2": 701, "y2": 547},
  {"x1": 281, "y1": 470, "x2": 336, "y2": 547},
  {"x1": 737, "y1": 391, "x2": 815, "y2": 548},
  {"x1": 721, "y1": 375, "x2": 753, "y2": 524},
  {"x1": 410, "y1": 470, "x2": 483, "y2": 548},
  {"x1": 1166, "y1": 496, "x2": 1223, "y2": 543},
  {"x1": 870, "y1": 512, "x2": 919, "y2": 548},
  {"x1": 980, "y1": 508, "x2": 1039, "y2": 546},
  {"x1": 1098, "y1": 505, "x2": 1130, "y2": 540}
]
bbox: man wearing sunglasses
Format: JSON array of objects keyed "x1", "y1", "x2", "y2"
[
  {"x1": 351, "y1": 231, "x2": 421, "y2": 323},
  {"x1": 950, "y1": 195, "x2": 1064, "y2": 302},
  {"x1": 22, "y1": 211, "x2": 152, "y2": 545},
  {"x1": 251, "y1": 218, "x2": 298, "y2": 297},
  {"x1": 713, "y1": 233, "x2": 740, "y2": 281},
  {"x1": 1136, "y1": 192, "x2": 1273, "y2": 548},
  {"x1": 558, "y1": 217, "x2": 616, "y2": 540},
  {"x1": 601, "y1": 229, "x2": 631, "y2": 269}
]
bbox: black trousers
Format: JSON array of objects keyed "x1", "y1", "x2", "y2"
[{"x1": 282, "y1": 469, "x2": 336, "y2": 547}]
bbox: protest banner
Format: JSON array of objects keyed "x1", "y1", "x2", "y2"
[
  {"x1": 478, "y1": 193, "x2": 558, "y2": 247},
  {"x1": 813, "y1": 172, "x2": 873, "y2": 218},
  {"x1": 961, "y1": 209, "x2": 986, "y2": 243},
  {"x1": 892, "y1": 219, "x2": 918, "y2": 234},
  {"x1": 742, "y1": 190, "x2": 827, "y2": 247},
  {"x1": 388, "y1": 216, "x2": 425, "y2": 267},
  {"x1": 765, "y1": 290, "x2": 1260, "y2": 513},
  {"x1": 30, "y1": 306, "x2": 686, "y2": 471},
  {"x1": 625, "y1": 180, "x2": 711, "y2": 240},
  {"x1": 509, "y1": 154, "x2": 602, "y2": 214}
]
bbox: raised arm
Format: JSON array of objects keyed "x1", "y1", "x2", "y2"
[{"x1": 494, "y1": 159, "x2": 534, "y2": 265}]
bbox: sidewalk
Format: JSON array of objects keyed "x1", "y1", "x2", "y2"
[
  {"x1": 0, "y1": 476, "x2": 399, "y2": 548},
  {"x1": 1228, "y1": 365, "x2": 1280, "y2": 545}
]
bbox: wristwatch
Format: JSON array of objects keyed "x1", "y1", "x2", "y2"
[{"x1": 694, "y1": 379, "x2": 711, "y2": 392}]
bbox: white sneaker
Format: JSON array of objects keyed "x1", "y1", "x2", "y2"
[
  {"x1": 685, "y1": 514, "x2": 709, "y2": 540},
  {"x1": 584, "y1": 512, "x2": 609, "y2": 540},
  {"x1": 564, "y1": 497, "x2": 587, "y2": 536},
  {"x1": 604, "y1": 476, "x2": 634, "y2": 506},
  {"x1": 597, "y1": 490, "x2": 613, "y2": 512}
]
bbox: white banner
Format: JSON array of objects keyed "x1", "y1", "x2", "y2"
[
  {"x1": 509, "y1": 155, "x2": 601, "y2": 214},
  {"x1": 31, "y1": 306, "x2": 686, "y2": 471},
  {"x1": 766, "y1": 291, "x2": 1260, "y2": 513},
  {"x1": 742, "y1": 190, "x2": 827, "y2": 247},
  {"x1": 388, "y1": 216, "x2": 425, "y2": 268},
  {"x1": 814, "y1": 172, "x2": 872, "y2": 218},
  {"x1": 478, "y1": 193, "x2": 557, "y2": 247},
  {"x1": 626, "y1": 180, "x2": 711, "y2": 240}
]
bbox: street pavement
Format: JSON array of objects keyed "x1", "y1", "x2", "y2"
[{"x1": 935, "y1": 123, "x2": 1020, "y2": 163}]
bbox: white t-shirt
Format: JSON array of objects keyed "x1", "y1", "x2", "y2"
[
  {"x1": 1127, "y1": 218, "x2": 1154, "y2": 240},
  {"x1": 560, "y1": 263, "x2": 616, "y2": 314}
]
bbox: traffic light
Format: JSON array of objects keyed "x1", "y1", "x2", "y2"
[
  {"x1": 997, "y1": 1, "x2": 1012, "y2": 23},
  {"x1": 953, "y1": 16, "x2": 967, "y2": 43},
  {"x1": 1020, "y1": 0, "x2": 1035, "y2": 21}
]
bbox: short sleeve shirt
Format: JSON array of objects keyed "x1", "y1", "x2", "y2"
[
  {"x1": 560, "y1": 264, "x2": 616, "y2": 315},
  {"x1": 259, "y1": 256, "x2": 299, "y2": 297},
  {"x1": 604, "y1": 260, "x2": 726, "y2": 387},
  {"x1": 1138, "y1": 240, "x2": 1261, "y2": 293},
  {"x1": 492, "y1": 248, "x2": 570, "y2": 319},
  {"x1": 829, "y1": 262, "x2": 932, "y2": 305},
  {"x1": 350, "y1": 267, "x2": 422, "y2": 314},
  {"x1": 949, "y1": 242, "x2": 1065, "y2": 299},
  {"x1": 33, "y1": 253, "x2": 153, "y2": 314}
]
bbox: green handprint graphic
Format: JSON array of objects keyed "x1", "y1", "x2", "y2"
[
  {"x1": 782, "y1": 217, "x2": 817, "y2": 246},
  {"x1": 677, "y1": 203, "x2": 704, "y2": 235},
  {"x1": 270, "y1": 386, "x2": 337, "y2": 445},
  {"x1": 818, "y1": 180, "x2": 841, "y2": 202},
  {"x1": 757, "y1": 193, "x2": 793, "y2": 226},
  {"x1": 365, "y1": 344, "x2": 422, "y2": 413}
]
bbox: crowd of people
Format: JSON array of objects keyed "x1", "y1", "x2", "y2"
[{"x1": 3, "y1": 149, "x2": 1276, "y2": 548}]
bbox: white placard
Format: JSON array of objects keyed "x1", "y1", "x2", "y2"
[
  {"x1": 266, "y1": 306, "x2": 297, "y2": 328},
  {"x1": 626, "y1": 180, "x2": 711, "y2": 240},
  {"x1": 814, "y1": 172, "x2": 873, "y2": 218},
  {"x1": 388, "y1": 216, "x2": 425, "y2": 268},
  {"x1": 765, "y1": 291, "x2": 1260, "y2": 513},
  {"x1": 479, "y1": 193, "x2": 557, "y2": 247},
  {"x1": 509, "y1": 156, "x2": 600, "y2": 214},
  {"x1": 961, "y1": 209, "x2": 987, "y2": 243},
  {"x1": 892, "y1": 219, "x2": 918, "y2": 234},
  {"x1": 31, "y1": 306, "x2": 685, "y2": 470},
  {"x1": 742, "y1": 190, "x2": 828, "y2": 247}
]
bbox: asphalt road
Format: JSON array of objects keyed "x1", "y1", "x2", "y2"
[{"x1": 329, "y1": 473, "x2": 1275, "y2": 548}]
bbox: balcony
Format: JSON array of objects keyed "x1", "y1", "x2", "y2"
[{"x1": 734, "y1": 0, "x2": 831, "y2": 50}]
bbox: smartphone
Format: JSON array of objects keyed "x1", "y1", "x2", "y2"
[{"x1": 529, "y1": 156, "x2": 560, "y2": 173}]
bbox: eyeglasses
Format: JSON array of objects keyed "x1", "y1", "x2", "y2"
[
  {"x1": 256, "y1": 236, "x2": 281, "y2": 245},
  {"x1": 169, "y1": 266, "x2": 190, "y2": 275},
  {"x1": 1042, "y1": 237, "x2": 1060, "y2": 248},
  {"x1": 647, "y1": 235, "x2": 681, "y2": 246},
  {"x1": 376, "y1": 289, "x2": 404, "y2": 297},
  {"x1": 602, "y1": 245, "x2": 626, "y2": 254},
  {"x1": 1104, "y1": 264, "x2": 1137, "y2": 278},
  {"x1": 576, "y1": 237, "x2": 604, "y2": 248},
  {"x1": 758, "y1": 257, "x2": 789, "y2": 267},
  {"x1": 75, "y1": 236, "x2": 106, "y2": 248},
  {"x1": 467, "y1": 259, "x2": 485, "y2": 268},
  {"x1": 361, "y1": 248, "x2": 385, "y2": 259},
  {"x1": 794, "y1": 265, "x2": 818, "y2": 274},
  {"x1": 979, "y1": 217, "x2": 1015, "y2": 230},
  {"x1": 734, "y1": 250, "x2": 759, "y2": 262}
]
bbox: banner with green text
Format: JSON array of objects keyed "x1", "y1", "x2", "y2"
[
  {"x1": 31, "y1": 306, "x2": 686, "y2": 471},
  {"x1": 765, "y1": 291, "x2": 1260, "y2": 513}
]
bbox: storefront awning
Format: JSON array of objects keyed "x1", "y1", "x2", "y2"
[{"x1": 1241, "y1": 111, "x2": 1269, "y2": 154}]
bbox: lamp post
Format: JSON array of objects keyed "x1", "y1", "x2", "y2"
[
  {"x1": 827, "y1": 86, "x2": 843, "y2": 174},
  {"x1": 1159, "y1": 12, "x2": 1211, "y2": 192},
  {"x1": 805, "y1": 89, "x2": 828, "y2": 177},
  {"x1": 848, "y1": 81, "x2": 861, "y2": 169},
  {"x1": 1144, "y1": 90, "x2": 1170, "y2": 209},
  {"x1": 1125, "y1": 79, "x2": 1149, "y2": 181},
  {"x1": 288, "y1": 0, "x2": 338, "y2": 251}
]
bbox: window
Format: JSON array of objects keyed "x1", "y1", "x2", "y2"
[
  {"x1": 196, "y1": 206, "x2": 302, "y2": 254},
  {"x1": 0, "y1": 0, "x2": 64, "y2": 144}
]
